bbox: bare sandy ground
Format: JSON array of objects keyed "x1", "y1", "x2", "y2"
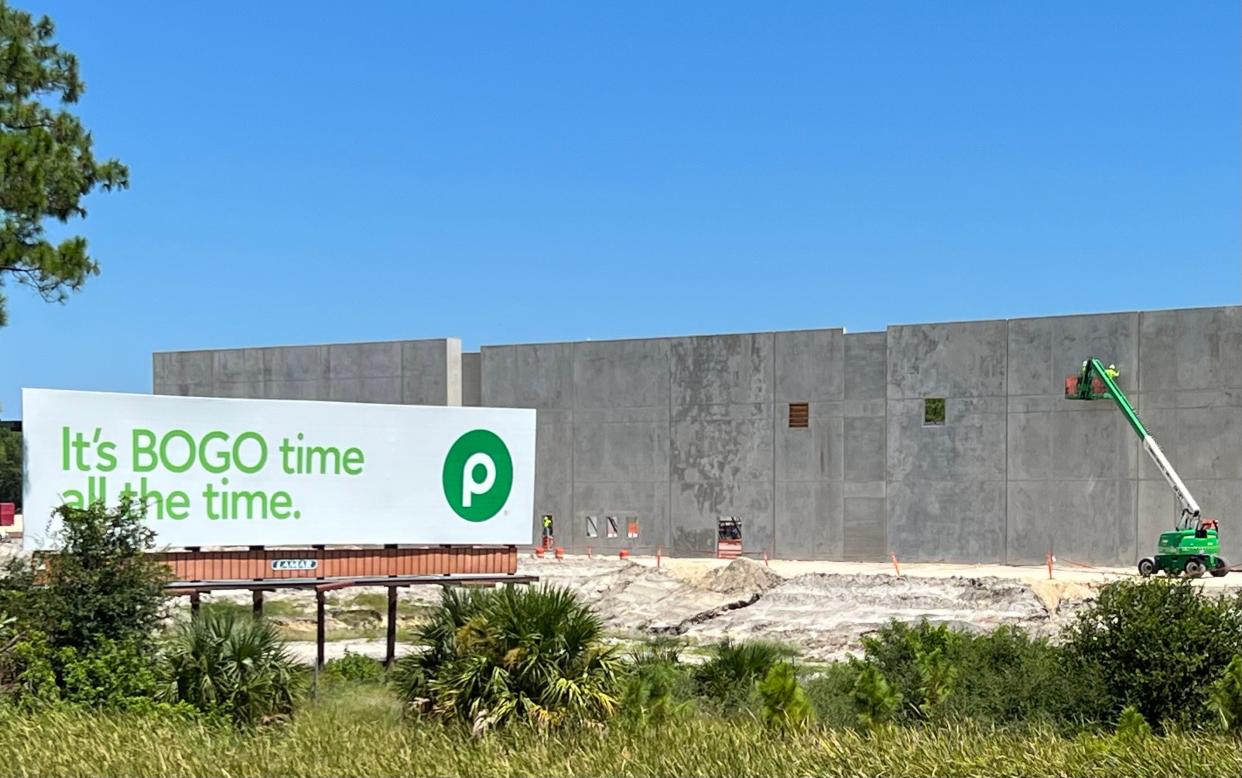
[
  {"x1": 9, "y1": 537, "x2": 1242, "y2": 663},
  {"x1": 518, "y1": 555, "x2": 1125, "y2": 660}
]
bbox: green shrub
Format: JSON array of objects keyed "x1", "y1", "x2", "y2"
[
  {"x1": 1063, "y1": 577, "x2": 1242, "y2": 728},
  {"x1": 393, "y1": 585, "x2": 620, "y2": 729},
  {"x1": 757, "y1": 662, "x2": 811, "y2": 730},
  {"x1": 852, "y1": 664, "x2": 901, "y2": 728},
  {"x1": 804, "y1": 661, "x2": 863, "y2": 728},
  {"x1": 860, "y1": 620, "x2": 958, "y2": 720},
  {"x1": 621, "y1": 659, "x2": 693, "y2": 726},
  {"x1": 1115, "y1": 705, "x2": 1153, "y2": 740},
  {"x1": 1, "y1": 627, "x2": 164, "y2": 710},
  {"x1": 1208, "y1": 655, "x2": 1242, "y2": 732},
  {"x1": 160, "y1": 611, "x2": 302, "y2": 726},
  {"x1": 630, "y1": 635, "x2": 685, "y2": 665},
  {"x1": 861, "y1": 620, "x2": 1105, "y2": 727},
  {"x1": 322, "y1": 651, "x2": 386, "y2": 685},
  {"x1": 951, "y1": 625, "x2": 1105, "y2": 727},
  {"x1": 693, "y1": 638, "x2": 796, "y2": 711},
  {"x1": 915, "y1": 644, "x2": 956, "y2": 719},
  {"x1": 1, "y1": 500, "x2": 169, "y2": 654}
]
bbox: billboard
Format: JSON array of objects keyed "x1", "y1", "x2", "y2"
[{"x1": 22, "y1": 389, "x2": 536, "y2": 550}]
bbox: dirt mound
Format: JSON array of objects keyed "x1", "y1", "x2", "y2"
[
  {"x1": 700, "y1": 558, "x2": 783, "y2": 595},
  {"x1": 519, "y1": 556, "x2": 756, "y2": 633},
  {"x1": 685, "y1": 573, "x2": 1056, "y2": 660}
]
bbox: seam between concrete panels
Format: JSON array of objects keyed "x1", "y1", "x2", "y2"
[
  {"x1": 571, "y1": 342, "x2": 577, "y2": 544},
  {"x1": 1003, "y1": 320, "x2": 1009, "y2": 565},
  {"x1": 770, "y1": 332, "x2": 777, "y2": 558},
  {"x1": 667, "y1": 340, "x2": 673, "y2": 552}
]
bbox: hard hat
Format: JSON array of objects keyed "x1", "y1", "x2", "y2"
[{"x1": 1108, "y1": 364, "x2": 1116, "y2": 370}]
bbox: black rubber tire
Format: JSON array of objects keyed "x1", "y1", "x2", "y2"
[
  {"x1": 1211, "y1": 558, "x2": 1230, "y2": 578},
  {"x1": 1138, "y1": 558, "x2": 1156, "y2": 578},
  {"x1": 1185, "y1": 559, "x2": 1206, "y2": 578}
]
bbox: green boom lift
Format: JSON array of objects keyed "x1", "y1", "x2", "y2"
[{"x1": 1066, "y1": 358, "x2": 1228, "y2": 578}]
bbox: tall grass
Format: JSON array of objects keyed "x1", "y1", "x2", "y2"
[{"x1": 0, "y1": 692, "x2": 1239, "y2": 778}]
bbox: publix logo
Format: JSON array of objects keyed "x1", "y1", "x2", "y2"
[{"x1": 442, "y1": 429, "x2": 513, "y2": 522}]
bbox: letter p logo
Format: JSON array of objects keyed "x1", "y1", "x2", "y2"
[
  {"x1": 461, "y1": 452, "x2": 495, "y2": 507},
  {"x1": 443, "y1": 430, "x2": 513, "y2": 521}
]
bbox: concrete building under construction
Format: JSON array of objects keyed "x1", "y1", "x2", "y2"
[{"x1": 153, "y1": 304, "x2": 1242, "y2": 567}]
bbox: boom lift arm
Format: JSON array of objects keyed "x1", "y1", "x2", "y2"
[{"x1": 1068, "y1": 358, "x2": 1201, "y2": 529}]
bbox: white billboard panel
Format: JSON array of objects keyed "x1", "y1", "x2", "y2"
[{"x1": 21, "y1": 389, "x2": 536, "y2": 550}]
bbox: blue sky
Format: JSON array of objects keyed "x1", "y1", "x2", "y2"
[{"x1": 1, "y1": 1, "x2": 1238, "y2": 417}]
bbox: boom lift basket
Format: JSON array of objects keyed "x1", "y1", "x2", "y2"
[{"x1": 1065, "y1": 375, "x2": 1109, "y2": 400}]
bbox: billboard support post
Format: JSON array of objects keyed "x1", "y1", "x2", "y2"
[
  {"x1": 315, "y1": 590, "x2": 326, "y2": 670},
  {"x1": 252, "y1": 589, "x2": 264, "y2": 618},
  {"x1": 386, "y1": 586, "x2": 398, "y2": 669}
]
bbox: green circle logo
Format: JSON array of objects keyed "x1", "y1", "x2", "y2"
[{"x1": 442, "y1": 429, "x2": 514, "y2": 522}]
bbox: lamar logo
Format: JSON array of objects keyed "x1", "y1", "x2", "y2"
[
  {"x1": 271, "y1": 559, "x2": 318, "y2": 571},
  {"x1": 442, "y1": 429, "x2": 513, "y2": 522}
]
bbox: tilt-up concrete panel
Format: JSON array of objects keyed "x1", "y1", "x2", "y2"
[
  {"x1": 773, "y1": 329, "x2": 844, "y2": 559},
  {"x1": 1004, "y1": 313, "x2": 1140, "y2": 566},
  {"x1": 841, "y1": 332, "x2": 888, "y2": 560},
  {"x1": 886, "y1": 320, "x2": 1007, "y2": 563},
  {"x1": 671, "y1": 334, "x2": 774, "y2": 556},
  {"x1": 480, "y1": 343, "x2": 575, "y2": 547},
  {"x1": 154, "y1": 339, "x2": 461, "y2": 407},
  {"x1": 1134, "y1": 307, "x2": 1242, "y2": 564},
  {"x1": 574, "y1": 339, "x2": 672, "y2": 555}
]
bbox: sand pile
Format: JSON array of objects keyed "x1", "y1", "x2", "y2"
[
  {"x1": 519, "y1": 556, "x2": 765, "y2": 633},
  {"x1": 699, "y1": 558, "x2": 783, "y2": 595}
]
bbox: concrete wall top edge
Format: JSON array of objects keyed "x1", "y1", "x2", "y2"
[
  {"x1": 155, "y1": 337, "x2": 458, "y2": 356},
  {"x1": 478, "y1": 326, "x2": 853, "y2": 352},
  {"x1": 887, "y1": 304, "x2": 1239, "y2": 332}
]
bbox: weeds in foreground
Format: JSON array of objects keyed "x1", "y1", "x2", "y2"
[{"x1": 1, "y1": 700, "x2": 1240, "y2": 778}]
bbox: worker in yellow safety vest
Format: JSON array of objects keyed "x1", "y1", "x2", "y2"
[
  {"x1": 1105, "y1": 364, "x2": 1120, "y2": 381},
  {"x1": 542, "y1": 515, "x2": 553, "y2": 538}
]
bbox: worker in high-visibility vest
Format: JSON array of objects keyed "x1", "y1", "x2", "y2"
[
  {"x1": 542, "y1": 515, "x2": 553, "y2": 538},
  {"x1": 1105, "y1": 364, "x2": 1120, "y2": 381}
]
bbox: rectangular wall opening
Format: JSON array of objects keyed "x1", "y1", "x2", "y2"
[
  {"x1": 923, "y1": 397, "x2": 945, "y2": 426},
  {"x1": 606, "y1": 516, "x2": 618, "y2": 538},
  {"x1": 585, "y1": 516, "x2": 598, "y2": 538},
  {"x1": 789, "y1": 402, "x2": 810, "y2": 428}
]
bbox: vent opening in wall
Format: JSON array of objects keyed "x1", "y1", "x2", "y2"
[
  {"x1": 924, "y1": 397, "x2": 946, "y2": 426},
  {"x1": 606, "y1": 516, "x2": 618, "y2": 538},
  {"x1": 789, "y1": 402, "x2": 809, "y2": 428},
  {"x1": 585, "y1": 516, "x2": 598, "y2": 538}
]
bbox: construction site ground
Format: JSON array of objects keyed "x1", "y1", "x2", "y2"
[
  {"x1": 7, "y1": 537, "x2": 1237, "y2": 665},
  {"x1": 222, "y1": 553, "x2": 1242, "y2": 664}
]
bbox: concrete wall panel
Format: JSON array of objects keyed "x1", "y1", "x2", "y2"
[
  {"x1": 845, "y1": 332, "x2": 887, "y2": 401},
  {"x1": 461, "y1": 353, "x2": 481, "y2": 407},
  {"x1": 1006, "y1": 479, "x2": 1136, "y2": 566},
  {"x1": 887, "y1": 321, "x2": 1007, "y2": 399},
  {"x1": 843, "y1": 416, "x2": 885, "y2": 483},
  {"x1": 155, "y1": 339, "x2": 461, "y2": 406},
  {"x1": 576, "y1": 340, "x2": 669, "y2": 410},
  {"x1": 775, "y1": 480, "x2": 842, "y2": 559},
  {"x1": 843, "y1": 496, "x2": 886, "y2": 561},
  {"x1": 673, "y1": 480, "x2": 772, "y2": 556},
  {"x1": 674, "y1": 334, "x2": 774, "y2": 406},
  {"x1": 887, "y1": 480, "x2": 1006, "y2": 562},
  {"x1": 774, "y1": 330, "x2": 844, "y2": 402},
  {"x1": 1140, "y1": 307, "x2": 1242, "y2": 392}
]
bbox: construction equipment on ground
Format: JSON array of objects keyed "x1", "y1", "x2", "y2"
[
  {"x1": 716, "y1": 516, "x2": 743, "y2": 559},
  {"x1": 1066, "y1": 358, "x2": 1227, "y2": 578}
]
